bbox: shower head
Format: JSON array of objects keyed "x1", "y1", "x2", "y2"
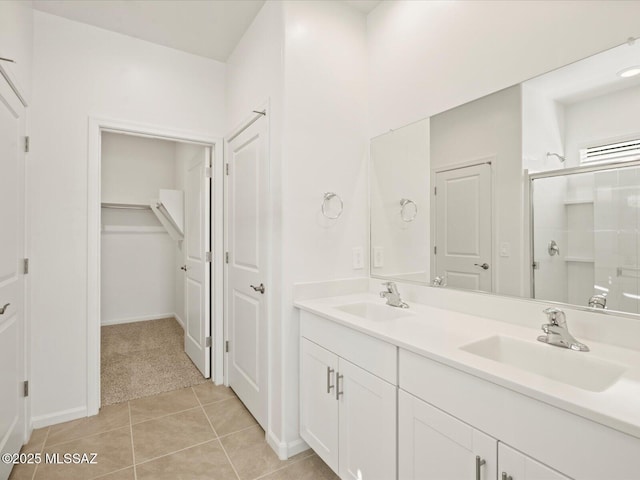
[{"x1": 546, "y1": 152, "x2": 565, "y2": 162}]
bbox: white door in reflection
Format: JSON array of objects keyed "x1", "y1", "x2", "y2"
[{"x1": 434, "y1": 163, "x2": 492, "y2": 292}]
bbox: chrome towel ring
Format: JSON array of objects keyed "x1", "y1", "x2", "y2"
[
  {"x1": 322, "y1": 192, "x2": 343, "y2": 219},
  {"x1": 400, "y1": 198, "x2": 417, "y2": 222}
]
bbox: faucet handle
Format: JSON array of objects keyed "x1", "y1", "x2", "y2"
[
  {"x1": 381, "y1": 281, "x2": 397, "y2": 293},
  {"x1": 543, "y1": 307, "x2": 566, "y2": 326}
]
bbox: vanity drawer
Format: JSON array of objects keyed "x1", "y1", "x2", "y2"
[{"x1": 300, "y1": 311, "x2": 397, "y2": 384}]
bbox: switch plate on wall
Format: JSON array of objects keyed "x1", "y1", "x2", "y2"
[
  {"x1": 352, "y1": 246, "x2": 364, "y2": 269},
  {"x1": 373, "y1": 247, "x2": 384, "y2": 267},
  {"x1": 500, "y1": 242, "x2": 510, "y2": 258}
]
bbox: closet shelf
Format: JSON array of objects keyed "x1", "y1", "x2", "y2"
[
  {"x1": 101, "y1": 202, "x2": 152, "y2": 210},
  {"x1": 102, "y1": 225, "x2": 167, "y2": 234},
  {"x1": 563, "y1": 199, "x2": 594, "y2": 205},
  {"x1": 150, "y1": 189, "x2": 184, "y2": 242}
]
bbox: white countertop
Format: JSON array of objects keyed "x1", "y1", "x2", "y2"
[{"x1": 294, "y1": 293, "x2": 640, "y2": 440}]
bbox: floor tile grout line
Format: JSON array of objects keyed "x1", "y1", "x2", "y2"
[
  {"x1": 89, "y1": 465, "x2": 135, "y2": 480},
  {"x1": 30, "y1": 426, "x2": 50, "y2": 480},
  {"x1": 251, "y1": 450, "x2": 317, "y2": 480},
  {"x1": 194, "y1": 387, "x2": 241, "y2": 480},
  {"x1": 217, "y1": 423, "x2": 261, "y2": 440},
  {"x1": 133, "y1": 437, "x2": 220, "y2": 468},
  {"x1": 43, "y1": 422, "x2": 132, "y2": 449},
  {"x1": 130, "y1": 403, "x2": 203, "y2": 427},
  {"x1": 128, "y1": 401, "x2": 137, "y2": 480}
]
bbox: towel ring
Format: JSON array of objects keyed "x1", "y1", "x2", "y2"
[
  {"x1": 322, "y1": 192, "x2": 343, "y2": 219},
  {"x1": 400, "y1": 198, "x2": 417, "y2": 222}
]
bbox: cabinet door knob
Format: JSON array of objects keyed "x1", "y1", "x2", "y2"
[
  {"x1": 180, "y1": 265, "x2": 187, "y2": 271},
  {"x1": 475, "y1": 456, "x2": 486, "y2": 480},
  {"x1": 502, "y1": 473, "x2": 513, "y2": 480}
]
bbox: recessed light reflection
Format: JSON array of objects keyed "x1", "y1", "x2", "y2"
[{"x1": 618, "y1": 66, "x2": 640, "y2": 78}]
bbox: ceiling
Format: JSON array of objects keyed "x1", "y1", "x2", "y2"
[
  {"x1": 33, "y1": 0, "x2": 382, "y2": 62},
  {"x1": 524, "y1": 39, "x2": 640, "y2": 104}
]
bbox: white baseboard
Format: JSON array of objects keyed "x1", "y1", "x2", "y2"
[
  {"x1": 173, "y1": 312, "x2": 184, "y2": 329},
  {"x1": 32, "y1": 406, "x2": 87, "y2": 429},
  {"x1": 266, "y1": 430, "x2": 310, "y2": 460},
  {"x1": 101, "y1": 312, "x2": 176, "y2": 326}
]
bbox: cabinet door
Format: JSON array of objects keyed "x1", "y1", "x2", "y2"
[
  {"x1": 499, "y1": 443, "x2": 570, "y2": 480},
  {"x1": 300, "y1": 338, "x2": 339, "y2": 472},
  {"x1": 398, "y1": 390, "x2": 497, "y2": 480},
  {"x1": 338, "y1": 357, "x2": 396, "y2": 480}
]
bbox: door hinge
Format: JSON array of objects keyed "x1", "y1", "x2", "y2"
[
  {"x1": 205, "y1": 166, "x2": 212, "y2": 178},
  {"x1": 205, "y1": 251, "x2": 212, "y2": 262},
  {"x1": 24, "y1": 136, "x2": 29, "y2": 153},
  {"x1": 225, "y1": 340, "x2": 229, "y2": 353},
  {"x1": 532, "y1": 261, "x2": 540, "y2": 270},
  {"x1": 23, "y1": 381, "x2": 29, "y2": 397},
  {"x1": 225, "y1": 252, "x2": 229, "y2": 264},
  {"x1": 23, "y1": 258, "x2": 29, "y2": 274},
  {"x1": 434, "y1": 246, "x2": 437, "y2": 255},
  {"x1": 434, "y1": 186, "x2": 437, "y2": 195},
  {"x1": 225, "y1": 164, "x2": 229, "y2": 175},
  {"x1": 205, "y1": 336, "x2": 212, "y2": 348}
]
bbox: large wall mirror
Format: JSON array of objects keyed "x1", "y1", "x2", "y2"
[{"x1": 370, "y1": 38, "x2": 640, "y2": 317}]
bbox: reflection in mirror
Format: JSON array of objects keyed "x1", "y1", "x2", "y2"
[
  {"x1": 526, "y1": 39, "x2": 640, "y2": 316},
  {"x1": 370, "y1": 37, "x2": 640, "y2": 317},
  {"x1": 370, "y1": 119, "x2": 429, "y2": 282}
]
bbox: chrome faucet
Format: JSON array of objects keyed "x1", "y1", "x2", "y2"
[
  {"x1": 537, "y1": 307, "x2": 589, "y2": 352},
  {"x1": 588, "y1": 294, "x2": 607, "y2": 309},
  {"x1": 432, "y1": 275, "x2": 446, "y2": 287},
  {"x1": 380, "y1": 282, "x2": 409, "y2": 308}
]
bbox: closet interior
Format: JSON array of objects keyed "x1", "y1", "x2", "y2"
[{"x1": 99, "y1": 131, "x2": 209, "y2": 405}]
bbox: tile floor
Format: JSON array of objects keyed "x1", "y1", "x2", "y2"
[{"x1": 9, "y1": 384, "x2": 338, "y2": 480}]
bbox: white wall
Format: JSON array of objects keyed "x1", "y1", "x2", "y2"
[
  {"x1": 101, "y1": 132, "x2": 177, "y2": 204},
  {"x1": 370, "y1": 119, "x2": 430, "y2": 280},
  {"x1": 281, "y1": 0, "x2": 368, "y2": 448},
  {"x1": 29, "y1": 11, "x2": 225, "y2": 425},
  {"x1": 564, "y1": 84, "x2": 640, "y2": 166},
  {"x1": 367, "y1": 0, "x2": 640, "y2": 137}
]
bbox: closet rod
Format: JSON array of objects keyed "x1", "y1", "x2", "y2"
[{"x1": 101, "y1": 202, "x2": 151, "y2": 210}]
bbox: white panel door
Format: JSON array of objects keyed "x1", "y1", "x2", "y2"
[
  {"x1": 398, "y1": 390, "x2": 497, "y2": 480},
  {"x1": 184, "y1": 147, "x2": 211, "y2": 377},
  {"x1": 227, "y1": 116, "x2": 269, "y2": 428},
  {"x1": 0, "y1": 75, "x2": 26, "y2": 480},
  {"x1": 499, "y1": 443, "x2": 571, "y2": 480},
  {"x1": 435, "y1": 163, "x2": 492, "y2": 291},
  {"x1": 338, "y1": 358, "x2": 396, "y2": 480},
  {"x1": 300, "y1": 338, "x2": 339, "y2": 472}
]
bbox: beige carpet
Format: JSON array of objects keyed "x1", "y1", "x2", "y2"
[{"x1": 101, "y1": 317, "x2": 207, "y2": 405}]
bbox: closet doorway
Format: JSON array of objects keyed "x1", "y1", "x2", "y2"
[{"x1": 87, "y1": 119, "x2": 223, "y2": 413}]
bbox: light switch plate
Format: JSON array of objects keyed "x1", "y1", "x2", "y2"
[
  {"x1": 500, "y1": 242, "x2": 510, "y2": 258},
  {"x1": 352, "y1": 246, "x2": 364, "y2": 269},
  {"x1": 373, "y1": 247, "x2": 384, "y2": 268}
]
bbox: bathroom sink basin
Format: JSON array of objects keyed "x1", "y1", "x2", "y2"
[
  {"x1": 460, "y1": 335, "x2": 626, "y2": 392},
  {"x1": 334, "y1": 302, "x2": 414, "y2": 322}
]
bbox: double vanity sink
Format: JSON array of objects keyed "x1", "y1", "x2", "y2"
[
  {"x1": 296, "y1": 288, "x2": 640, "y2": 479},
  {"x1": 332, "y1": 300, "x2": 627, "y2": 394}
]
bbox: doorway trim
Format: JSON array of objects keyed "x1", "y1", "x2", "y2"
[{"x1": 87, "y1": 117, "x2": 223, "y2": 415}]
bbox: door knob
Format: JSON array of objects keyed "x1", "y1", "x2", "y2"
[
  {"x1": 0, "y1": 303, "x2": 9, "y2": 315},
  {"x1": 474, "y1": 263, "x2": 490, "y2": 270},
  {"x1": 250, "y1": 283, "x2": 265, "y2": 294},
  {"x1": 180, "y1": 265, "x2": 187, "y2": 271}
]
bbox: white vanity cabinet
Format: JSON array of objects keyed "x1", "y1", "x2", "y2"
[
  {"x1": 498, "y1": 443, "x2": 570, "y2": 480},
  {"x1": 398, "y1": 348, "x2": 638, "y2": 480},
  {"x1": 300, "y1": 311, "x2": 397, "y2": 480},
  {"x1": 399, "y1": 390, "x2": 497, "y2": 480},
  {"x1": 398, "y1": 389, "x2": 570, "y2": 480}
]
